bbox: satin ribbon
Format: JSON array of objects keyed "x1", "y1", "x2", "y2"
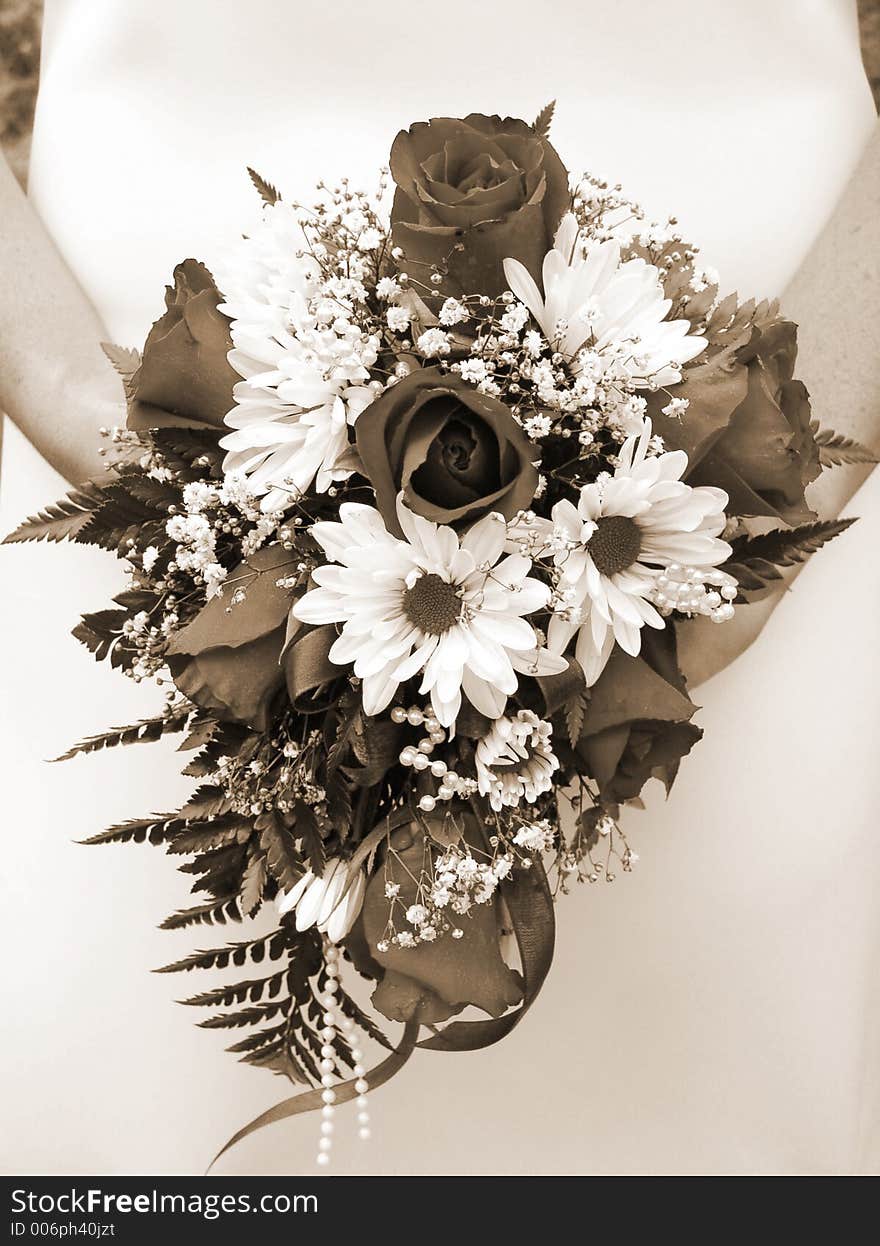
[
  {"x1": 210, "y1": 1017, "x2": 421, "y2": 1169},
  {"x1": 283, "y1": 622, "x2": 339, "y2": 710}
]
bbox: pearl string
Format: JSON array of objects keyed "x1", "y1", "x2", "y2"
[{"x1": 316, "y1": 938, "x2": 370, "y2": 1167}]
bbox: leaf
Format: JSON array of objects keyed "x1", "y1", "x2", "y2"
[
  {"x1": 258, "y1": 810, "x2": 304, "y2": 892},
  {"x1": 533, "y1": 100, "x2": 556, "y2": 138},
  {"x1": 166, "y1": 816, "x2": 253, "y2": 855},
  {"x1": 723, "y1": 518, "x2": 856, "y2": 598},
  {"x1": 154, "y1": 928, "x2": 289, "y2": 974},
  {"x1": 812, "y1": 424, "x2": 879, "y2": 468},
  {"x1": 564, "y1": 688, "x2": 589, "y2": 749},
  {"x1": 72, "y1": 608, "x2": 130, "y2": 661},
  {"x1": 79, "y1": 813, "x2": 186, "y2": 846},
  {"x1": 180, "y1": 784, "x2": 233, "y2": 820},
  {"x1": 296, "y1": 802, "x2": 326, "y2": 876},
  {"x1": 52, "y1": 707, "x2": 191, "y2": 762},
  {"x1": 179, "y1": 971, "x2": 287, "y2": 1008},
  {"x1": 247, "y1": 166, "x2": 281, "y2": 206},
  {"x1": 101, "y1": 343, "x2": 142, "y2": 401},
  {"x1": 240, "y1": 850, "x2": 268, "y2": 918},
  {"x1": 2, "y1": 481, "x2": 105, "y2": 544},
  {"x1": 159, "y1": 896, "x2": 242, "y2": 930},
  {"x1": 198, "y1": 1000, "x2": 289, "y2": 1030}
]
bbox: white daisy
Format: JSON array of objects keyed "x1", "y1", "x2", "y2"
[
  {"x1": 536, "y1": 420, "x2": 731, "y2": 685},
  {"x1": 503, "y1": 213, "x2": 706, "y2": 388},
  {"x1": 214, "y1": 202, "x2": 379, "y2": 511},
  {"x1": 475, "y1": 711, "x2": 559, "y2": 812},
  {"x1": 277, "y1": 857, "x2": 366, "y2": 944},
  {"x1": 293, "y1": 497, "x2": 569, "y2": 728}
]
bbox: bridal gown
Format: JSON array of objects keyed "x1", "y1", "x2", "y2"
[{"x1": 1, "y1": 0, "x2": 877, "y2": 1176}]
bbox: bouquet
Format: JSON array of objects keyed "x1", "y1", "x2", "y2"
[{"x1": 8, "y1": 106, "x2": 872, "y2": 1165}]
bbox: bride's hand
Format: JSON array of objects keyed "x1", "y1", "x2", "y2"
[
  {"x1": 0, "y1": 153, "x2": 125, "y2": 486},
  {"x1": 679, "y1": 122, "x2": 880, "y2": 691}
]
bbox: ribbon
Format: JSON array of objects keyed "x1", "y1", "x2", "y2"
[
  {"x1": 418, "y1": 856, "x2": 555, "y2": 1052},
  {"x1": 282, "y1": 622, "x2": 339, "y2": 711},
  {"x1": 209, "y1": 1017, "x2": 421, "y2": 1170}
]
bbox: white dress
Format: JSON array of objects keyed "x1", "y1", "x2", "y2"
[{"x1": 0, "y1": 0, "x2": 876, "y2": 1176}]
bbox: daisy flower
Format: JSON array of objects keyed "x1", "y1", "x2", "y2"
[
  {"x1": 475, "y1": 711, "x2": 559, "y2": 812},
  {"x1": 537, "y1": 420, "x2": 731, "y2": 685},
  {"x1": 503, "y1": 213, "x2": 706, "y2": 388},
  {"x1": 293, "y1": 497, "x2": 569, "y2": 727},
  {"x1": 277, "y1": 858, "x2": 365, "y2": 944},
  {"x1": 214, "y1": 202, "x2": 378, "y2": 511}
]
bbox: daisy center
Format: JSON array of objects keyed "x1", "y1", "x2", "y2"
[
  {"x1": 587, "y1": 515, "x2": 642, "y2": 577},
  {"x1": 402, "y1": 573, "x2": 462, "y2": 636}
]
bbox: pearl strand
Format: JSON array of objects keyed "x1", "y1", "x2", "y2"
[{"x1": 315, "y1": 939, "x2": 371, "y2": 1167}]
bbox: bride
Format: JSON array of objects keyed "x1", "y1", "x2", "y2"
[{"x1": 1, "y1": 0, "x2": 877, "y2": 1175}]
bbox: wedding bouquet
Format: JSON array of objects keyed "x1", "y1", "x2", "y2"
[{"x1": 8, "y1": 106, "x2": 871, "y2": 1163}]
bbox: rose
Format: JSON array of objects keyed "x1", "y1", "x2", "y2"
[
  {"x1": 650, "y1": 318, "x2": 819, "y2": 523},
  {"x1": 127, "y1": 260, "x2": 240, "y2": 433},
  {"x1": 389, "y1": 113, "x2": 570, "y2": 300},
  {"x1": 579, "y1": 719, "x2": 703, "y2": 804},
  {"x1": 355, "y1": 366, "x2": 539, "y2": 535}
]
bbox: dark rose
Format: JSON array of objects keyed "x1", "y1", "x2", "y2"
[
  {"x1": 651, "y1": 319, "x2": 820, "y2": 523},
  {"x1": 360, "y1": 812, "x2": 522, "y2": 1025},
  {"x1": 389, "y1": 113, "x2": 570, "y2": 300},
  {"x1": 355, "y1": 366, "x2": 538, "y2": 535},
  {"x1": 579, "y1": 719, "x2": 703, "y2": 804},
  {"x1": 127, "y1": 260, "x2": 239, "y2": 433}
]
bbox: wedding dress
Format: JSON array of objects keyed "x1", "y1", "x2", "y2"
[{"x1": 1, "y1": 0, "x2": 876, "y2": 1176}]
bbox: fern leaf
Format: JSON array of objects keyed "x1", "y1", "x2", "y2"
[
  {"x1": 180, "y1": 784, "x2": 233, "y2": 820},
  {"x1": 198, "y1": 1000, "x2": 288, "y2": 1030},
  {"x1": 724, "y1": 518, "x2": 856, "y2": 597},
  {"x1": 79, "y1": 812, "x2": 186, "y2": 846},
  {"x1": 53, "y1": 708, "x2": 191, "y2": 763},
  {"x1": 100, "y1": 343, "x2": 142, "y2": 401},
  {"x1": 533, "y1": 100, "x2": 556, "y2": 138},
  {"x1": 812, "y1": 424, "x2": 879, "y2": 468},
  {"x1": 258, "y1": 810, "x2": 304, "y2": 892},
  {"x1": 166, "y1": 816, "x2": 253, "y2": 856},
  {"x1": 563, "y1": 689, "x2": 589, "y2": 749},
  {"x1": 154, "y1": 928, "x2": 289, "y2": 975},
  {"x1": 179, "y1": 970, "x2": 286, "y2": 1008},
  {"x1": 246, "y1": 167, "x2": 281, "y2": 205},
  {"x1": 240, "y1": 850, "x2": 268, "y2": 918},
  {"x1": 3, "y1": 481, "x2": 105, "y2": 545},
  {"x1": 159, "y1": 896, "x2": 242, "y2": 930}
]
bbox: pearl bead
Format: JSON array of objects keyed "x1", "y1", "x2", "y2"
[
  {"x1": 354, "y1": 1078, "x2": 369, "y2": 1094},
  {"x1": 430, "y1": 760, "x2": 447, "y2": 777},
  {"x1": 417, "y1": 738, "x2": 434, "y2": 754},
  {"x1": 321, "y1": 1074, "x2": 335, "y2": 1088},
  {"x1": 340, "y1": 1016, "x2": 355, "y2": 1033},
  {"x1": 357, "y1": 1094, "x2": 369, "y2": 1109},
  {"x1": 320, "y1": 1027, "x2": 335, "y2": 1042},
  {"x1": 445, "y1": 771, "x2": 458, "y2": 786},
  {"x1": 320, "y1": 1058, "x2": 335, "y2": 1073},
  {"x1": 406, "y1": 707, "x2": 423, "y2": 726},
  {"x1": 429, "y1": 730, "x2": 445, "y2": 744},
  {"x1": 399, "y1": 747, "x2": 416, "y2": 766},
  {"x1": 350, "y1": 1048, "x2": 363, "y2": 1062},
  {"x1": 321, "y1": 1120, "x2": 334, "y2": 1136},
  {"x1": 319, "y1": 1137, "x2": 332, "y2": 1152},
  {"x1": 357, "y1": 1111, "x2": 370, "y2": 1124},
  {"x1": 359, "y1": 1128, "x2": 371, "y2": 1141},
  {"x1": 391, "y1": 707, "x2": 407, "y2": 723},
  {"x1": 321, "y1": 1105, "x2": 334, "y2": 1120},
  {"x1": 321, "y1": 1045, "x2": 334, "y2": 1059},
  {"x1": 412, "y1": 753, "x2": 429, "y2": 771},
  {"x1": 424, "y1": 717, "x2": 441, "y2": 732},
  {"x1": 353, "y1": 1064, "x2": 365, "y2": 1077},
  {"x1": 437, "y1": 785, "x2": 453, "y2": 800},
  {"x1": 317, "y1": 1152, "x2": 330, "y2": 1166},
  {"x1": 418, "y1": 795, "x2": 436, "y2": 812},
  {"x1": 321, "y1": 1089, "x2": 336, "y2": 1105}
]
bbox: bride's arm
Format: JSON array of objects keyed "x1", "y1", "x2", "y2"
[
  {"x1": 0, "y1": 151, "x2": 124, "y2": 486},
  {"x1": 678, "y1": 120, "x2": 880, "y2": 688}
]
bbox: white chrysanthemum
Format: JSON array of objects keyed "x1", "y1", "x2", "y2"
[
  {"x1": 475, "y1": 711, "x2": 559, "y2": 812},
  {"x1": 538, "y1": 420, "x2": 731, "y2": 685},
  {"x1": 293, "y1": 497, "x2": 568, "y2": 728},
  {"x1": 277, "y1": 858, "x2": 365, "y2": 944},
  {"x1": 503, "y1": 213, "x2": 706, "y2": 388},
  {"x1": 215, "y1": 202, "x2": 378, "y2": 511}
]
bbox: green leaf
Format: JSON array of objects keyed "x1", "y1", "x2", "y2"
[
  {"x1": 247, "y1": 166, "x2": 281, "y2": 206},
  {"x1": 723, "y1": 518, "x2": 856, "y2": 598},
  {"x1": 532, "y1": 100, "x2": 556, "y2": 138},
  {"x1": 2, "y1": 481, "x2": 105, "y2": 544},
  {"x1": 812, "y1": 425, "x2": 879, "y2": 468},
  {"x1": 52, "y1": 707, "x2": 191, "y2": 762}
]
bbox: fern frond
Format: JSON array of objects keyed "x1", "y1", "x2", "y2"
[
  {"x1": 53, "y1": 708, "x2": 191, "y2": 762},
  {"x1": 812, "y1": 424, "x2": 879, "y2": 468},
  {"x1": 79, "y1": 813, "x2": 186, "y2": 846},
  {"x1": 724, "y1": 518, "x2": 856, "y2": 597},
  {"x1": 3, "y1": 481, "x2": 105, "y2": 544},
  {"x1": 159, "y1": 896, "x2": 242, "y2": 930},
  {"x1": 246, "y1": 167, "x2": 280, "y2": 205},
  {"x1": 533, "y1": 101, "x2": 556, "y2": 138},
  {"x1": 154, "y1": 929, "x2": 289, "y2": 974}
]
